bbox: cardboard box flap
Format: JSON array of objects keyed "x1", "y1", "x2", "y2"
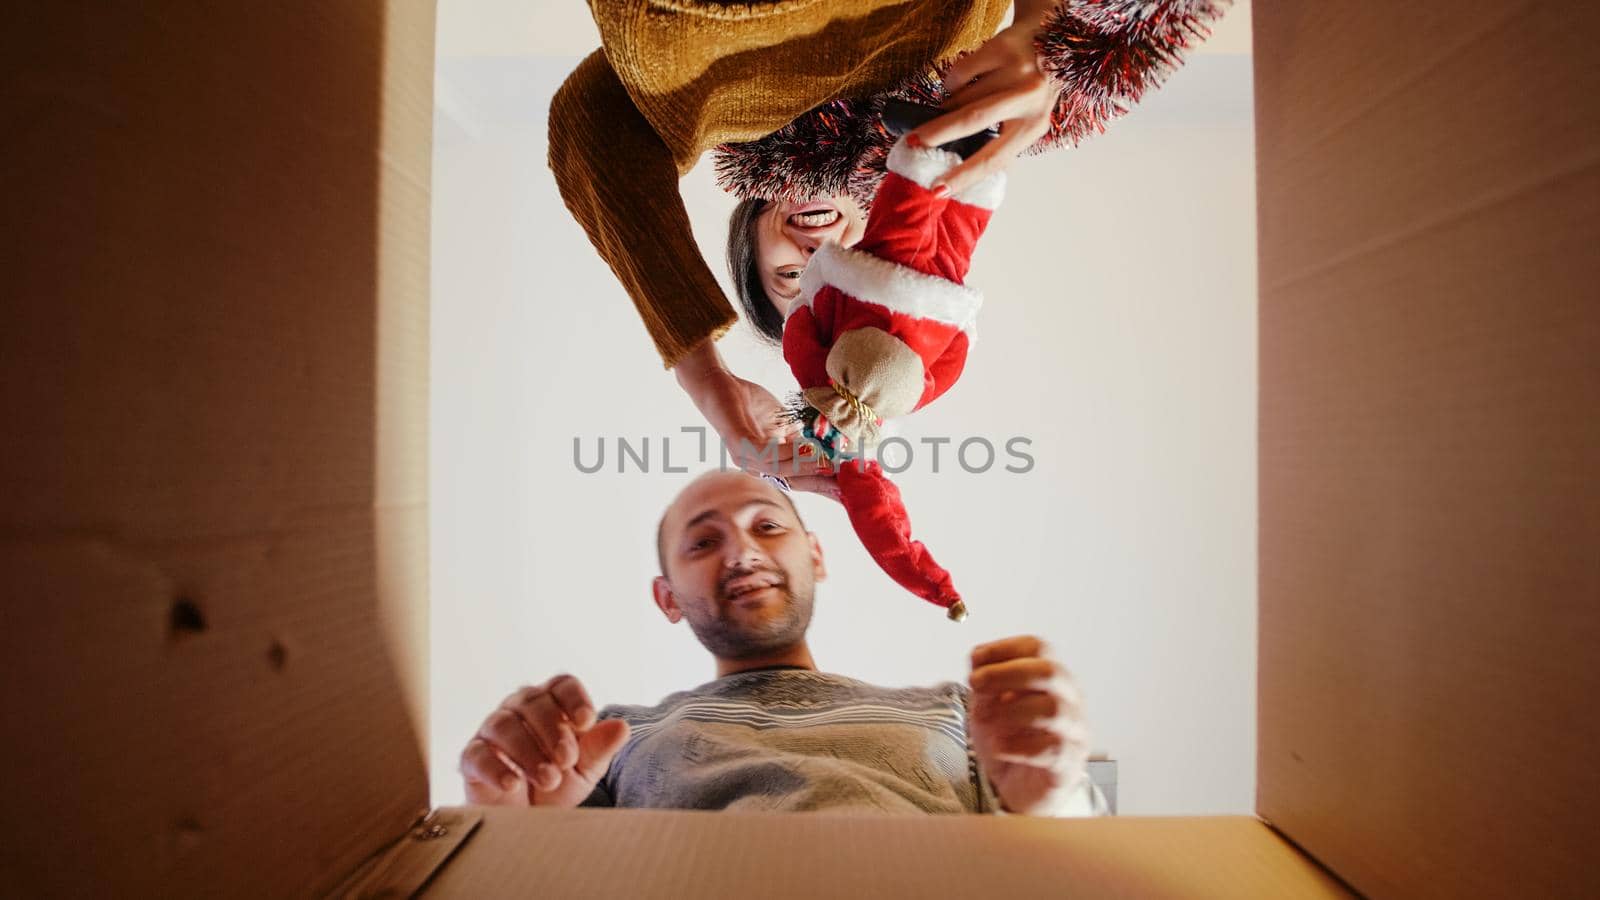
[
  {"x1": 423, "y1": 809, "x2": 1350, "y2": 898},
  {"x1": 0, "y1": 2, "x2": 435, "y2": 895},
  {"x1": 1255, "y1": 2, "x2": 1600, "y2": 897}
]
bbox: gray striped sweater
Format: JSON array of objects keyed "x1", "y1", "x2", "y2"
[{"x1": 579, "y1": 666, "x2": 999, "y2": 814}]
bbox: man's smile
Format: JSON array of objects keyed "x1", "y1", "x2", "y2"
[{"x1": 722, "y1": 572, "x2": 783, "y2": 602}]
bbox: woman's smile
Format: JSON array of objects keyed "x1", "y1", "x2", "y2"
[
  {"x1": 754, "y1": 194, "x2": 866, "y2": 315},
  {"x1": 785, "y1": 201, "x2": 843, "y2": 231}
]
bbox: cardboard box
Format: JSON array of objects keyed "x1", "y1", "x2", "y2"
[{"x1": 3, "y1": 1, "x2": 1594, "y2": 896}]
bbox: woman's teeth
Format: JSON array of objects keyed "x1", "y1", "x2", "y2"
[{"x1": 789, "y1": 209, "x2": 840, "y2": 228}]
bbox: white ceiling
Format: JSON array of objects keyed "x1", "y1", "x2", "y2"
[{"x1": 436, "y1": 0, "x2": 601, "y2": 58}]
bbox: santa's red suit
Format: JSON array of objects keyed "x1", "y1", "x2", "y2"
[{"x1": 782, "y1": 135, "x2": 1004, "y2": 620}]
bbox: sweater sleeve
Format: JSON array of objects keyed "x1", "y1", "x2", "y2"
[
  {"x1": 578, "y1": 780, "x2": 616, "y2": 808},
  {"x1": 547, "y1": 50, "x2": 738, "y2": 369}
]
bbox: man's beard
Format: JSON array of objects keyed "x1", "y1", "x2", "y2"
[{"x1": 683, "y1": 565, "x2": 814, "y2": 661}]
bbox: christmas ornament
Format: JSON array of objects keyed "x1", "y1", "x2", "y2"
[
  {"x1": 1030, "y1": 0, "x2": 1230, "y2": 151},
  {"x1": 712, "y1": 73, "x2": 946, "y2": 211},
  {"x1": 781, "y1": 133, "x2": 1004, "y2": 620}
]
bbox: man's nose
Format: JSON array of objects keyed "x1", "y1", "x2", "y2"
[{"x1": 724, "y1": 532, "x2": 767, "y2": 568}]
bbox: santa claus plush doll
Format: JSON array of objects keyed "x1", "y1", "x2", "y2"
[{"x1": 782, "y1": 132, "x2": 1004, "y2": 621}]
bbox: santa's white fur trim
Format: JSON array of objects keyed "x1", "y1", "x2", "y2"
[
  {"x1": 886, "y1": 137, "x2": 1007, "y2": 210},
  {"x1": 886, "y1": 139, "x2": 961, "y2": 187},
  {"x1": 790, "y1": 242, "x2": 981, "y2": 333}
]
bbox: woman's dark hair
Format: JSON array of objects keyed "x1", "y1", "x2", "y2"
[{"x1": 726, "y1": 197, "x2": 786, "y2": 344}]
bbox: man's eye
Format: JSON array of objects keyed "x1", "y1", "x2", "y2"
[
  {"x1": 757, "y1": 521, "x2": 784, "y2": 532},
  {"x1": 690, "y1": 537, "x2": 717, "y2": 552}
]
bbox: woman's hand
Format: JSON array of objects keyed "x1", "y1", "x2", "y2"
[
  {"x1": 675, "y1": 339, "x2": 839, "y2": 499},
  {"x1": 909, "y1": 9, "x2": 1058, "y2": 198}
]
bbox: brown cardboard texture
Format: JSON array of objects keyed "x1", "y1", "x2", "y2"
[
  {"x1": 2, "y1": 2, "x2": 433, "y2": 896},
  {"x1": 2, "y1": 1, "x2": 1595, "y2": 898},
  {"x1": 1254, "y1": 3, "x2": 1600, "y2": 898},
  {"x1": 421, "y1": 809, "x2": 1343, "y2": 898}
]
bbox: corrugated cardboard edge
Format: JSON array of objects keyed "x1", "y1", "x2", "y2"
[
  {"x1": 419, "y1": 808, "x2": 1350, "y2": 898},
  {"x1": 375, "y1": 0, "x2": 437, "y2": 746}
]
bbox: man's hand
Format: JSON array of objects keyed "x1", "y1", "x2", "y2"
[
  {"x1": 967, "y1": 635, "x2": 1091, "y2": 815},
  {"x1": 458, "y1": 674, "x2": 631, "y2": 808}
]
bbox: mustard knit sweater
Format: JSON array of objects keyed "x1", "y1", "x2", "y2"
[{"x1": 548, "y1": 0, "x2": 1010, "y2": 369}]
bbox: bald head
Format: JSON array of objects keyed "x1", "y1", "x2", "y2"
[{"x1": 656, "y1": 470, "x2": 804, "y2": 576}]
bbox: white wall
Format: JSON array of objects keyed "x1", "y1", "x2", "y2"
[{"x1": 430, "y1": 1, "x2": 1257, "y2": 815}]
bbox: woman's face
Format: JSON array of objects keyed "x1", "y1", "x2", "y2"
[{"x1": 755, "y1": 194, "x2": 867, "y2": 318}]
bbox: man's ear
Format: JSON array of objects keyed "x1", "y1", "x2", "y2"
[
  {"x1": 652, "y1": 575, "x2": 684, "y2": 623},
  {"x1": 808, "y1": 532, "x2": 827, "y2": 582}
]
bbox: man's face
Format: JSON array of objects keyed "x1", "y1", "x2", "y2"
[{"x1": 655, "y1": 472, "x2": 825, "y2": 660}]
